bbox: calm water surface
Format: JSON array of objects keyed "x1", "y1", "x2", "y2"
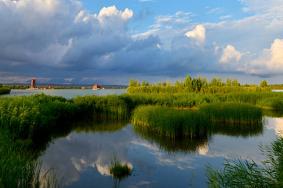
[
  {"x1": 4, "y1": 89, "x2": 283, "y2": 187},
  {"x1": 40, "y1": 117, "x2": 283, "y2": 188},
  {"x1": 4, "y1": 89, "x2": 125, "y2": 98}
]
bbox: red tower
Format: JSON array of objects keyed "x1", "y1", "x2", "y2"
[{"x1": 30, "y1": 79, "x2": 36, "y2": 89}]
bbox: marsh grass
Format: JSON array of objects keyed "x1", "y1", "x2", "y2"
[
  {"x1": 257, "y1": 97, "x2": 283, "y2": 112},
  {"x1": 132, "y1": 103, "x2": 262, "y2": 139},
  {"x1": 0, "y1": 130, "x2": 58, "y2": 188},
  {"x1": 131, "y1": 105, "x2": 209, "y2": 139},
  {"x1": 199, "y1": 103, "x2": 263, "y2": 125},
  {"x1": 207, "y1": 138, "x2": 283, "y2": 187},
  {"x1": 73, "y1": 95, "x2": 130, "y2": 120}
]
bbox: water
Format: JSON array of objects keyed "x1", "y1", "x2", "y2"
[
  {"x1": 40, "y1": 117, "x2": 283, "y2": 188},
  {"x1": 2, "y1": 89, "x2": 125, "y2": 98}
]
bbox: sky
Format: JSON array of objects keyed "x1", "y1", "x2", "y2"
[{"x1": 0, "y1": 0, "x2": 283, "y2": 84}]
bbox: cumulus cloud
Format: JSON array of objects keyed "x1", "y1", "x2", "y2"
[
  {"x1": 185, "y1": 25, "x2": 206, "y2": 45},
  {"x1": 251, "y1": 39, "x2": 283, "y2": 73},
  {"x1": 220, "y1": 45, "x2": 242, "y2": 64},
  {"x1": 1, "y1": 0, "x2": 283, "y2": 83}
]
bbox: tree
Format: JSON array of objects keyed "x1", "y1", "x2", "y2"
[
  {"x1": 129, "y1": 80, "x2": 140, "y2": 87},
  {"x1": 260, "y1": 80, "x2": 268, "y2": 87}
]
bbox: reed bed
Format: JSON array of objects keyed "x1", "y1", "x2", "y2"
[
  {"x1": 73, "y1": 95, "x2": 130, "y2": 120},
  {"x1": 131, "y1": 105, "x2": 209, "y2": 139},
  {"x1": 132, "y1": 103, "x2": 263, "y2": 139},
  {"x1": 0, "y1": 130, "x2": 57, "y2": 188},
  {"x1": 199, "y1": 103, "x2": 263, "y2": 125},
  {"x1": 0, "y1": 94, "x2": 78, "y2": 140}
]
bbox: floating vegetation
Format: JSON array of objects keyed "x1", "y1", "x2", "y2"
[{"x1": 109, "y1": 158, "x2": 132, "y2": 180}]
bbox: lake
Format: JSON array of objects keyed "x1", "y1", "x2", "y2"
[
  {"x1": 2, "y1": 89, "x2": 126, "y2": 98},
  {"x1": 3, "y1": 89, "x2": 283, "y2": 187},
  {"x1": 39, "y1": 117, "x2": 282, "y2": 188}
]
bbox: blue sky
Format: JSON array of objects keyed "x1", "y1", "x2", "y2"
[{"x1": 0, "y1": 0, "x2": 283, "y2": 84}]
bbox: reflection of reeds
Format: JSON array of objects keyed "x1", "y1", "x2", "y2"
[
  {"x1": 132, "y1": 104, "x2": 263, "y2": 139},
  {"x1": 133, "y1": 126, "x2": 209, "y2": 153}
]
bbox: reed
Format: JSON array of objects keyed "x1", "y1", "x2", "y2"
[
  {"x1": 73, "y1": 95, "x2": 130, "y2": 120},
  {"x1": 0, "y1": 130, "x2": 57, "y2": 188},
  {"x1": 132, "y1": 103, "x2": 262, "y2": 139},
  {"x1": 199, "y1": 103, "x2": 262, "y2": 125},
  {"x1": 0, "y1": 94, "x2": 78, "y2": 140},
  {"x1": 257, "y1": 97, "x2": 283, "y2": 112},
  {"x1": 207, "y1": 137, "x2": 283, "y2": 187},
  {"x1": 131, "y1": 105, "x2": 209, "y2": 139}
]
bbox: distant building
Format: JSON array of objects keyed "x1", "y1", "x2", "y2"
[
  {"x1": 92, "y1": 84, "x2": 103, "y2": 90},
  {"x1": 30, "y1": 79, "x2": 36, "y2": 89}
]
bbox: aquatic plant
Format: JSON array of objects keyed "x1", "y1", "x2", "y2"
[
  {"x1": 131, "y1": 105, "x2": 209, "y2": 139},
  {"x1": 207, "y1": 137, "x2": 283, "y2": 187},
  {"x1": 109, "y1": 158, "x2": 132, "y2": 180},
  {"x1": 0, "y1": 130, "x2": 58, "y2": 188},
  {"x1": 199, "y1": 103, "x2": 262, "y2": 125},
  {"x1": 132, "y1": 103, "x2": 263, "y2": 139},
  {"x1": 73, "y1": 95, "x2": 130, "y2": 120}
]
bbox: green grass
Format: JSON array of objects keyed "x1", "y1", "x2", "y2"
[
  {"x1": 0, "y1": 130, "x2": 57, "y2": 188},
  {"x1": 132, "y1": 103, "x2": 262, "y2": 139},
  {"x1": 0, "y1": 94, "x2": 78, "y2": 140},
  {"x1": 207, "y1": 137, "x2": 283, "y2": 188},
  {"x1": 131, "y1": 105, "x2": 209, "y2": 139},
  {"x1": 199, "y1": 103, "x2": 263, "y2": 125},
  {"x1": 73, "y1": 95, "x2": 130, "y2": 120}
]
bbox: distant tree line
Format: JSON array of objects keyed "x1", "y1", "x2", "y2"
[{"x1": 128, "y1": 75, "x2": 270, "y2": 94}]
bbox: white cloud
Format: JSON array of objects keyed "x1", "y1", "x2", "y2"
[
  {"x1": 185, "y1": 25, "x2": 206, "y2": 45},
  {"x1": 98, "y1": 6, "x2": 133, "y2": 21},
  {"x1": 220, "y1": 45, "x2": 242, "y2": 64},
  {"x1": 252, "y1": 39, "x2": 283, "y2": 72}
]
